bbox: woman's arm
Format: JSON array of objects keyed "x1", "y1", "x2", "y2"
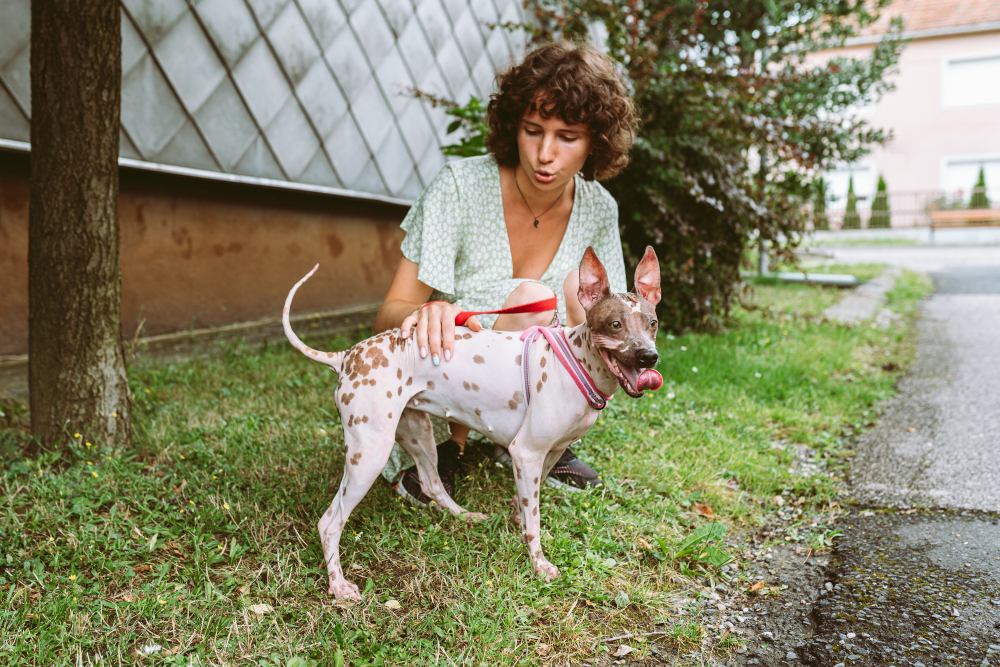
[{"x1": 374, "y1": 257, "x2": 481, "y2": 364}]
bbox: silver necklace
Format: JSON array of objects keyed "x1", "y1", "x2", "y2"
[{"x1": 514, "y1": 170, "x2": 567, "y2": 228}]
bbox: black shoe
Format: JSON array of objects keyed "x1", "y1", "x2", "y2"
[
  {"x1": 394, "y1": 439, "x2": 462, "y2": 507},
  {"x1": 547, "y1": 447, "x2": 602, "y2": 490}
]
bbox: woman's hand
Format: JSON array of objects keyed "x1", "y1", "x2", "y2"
[{"x1": 400, "y1": 302, "x2": 482, "y2": 365}]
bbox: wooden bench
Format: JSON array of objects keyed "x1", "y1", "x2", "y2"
[{"x1": 929, "y1": 208, "x2": 1000, "y2": 227}]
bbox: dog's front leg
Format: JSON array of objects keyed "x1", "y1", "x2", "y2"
[{"x1": 508, "y1": 436, "x2": 559, "y2": 582}]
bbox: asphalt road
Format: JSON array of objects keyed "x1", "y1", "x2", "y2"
[{"x1": 727, "y1": 248, "x2": 1000, "y2": 667}]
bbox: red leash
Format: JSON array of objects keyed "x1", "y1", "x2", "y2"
[{"x1": 422, "y1": 297, "x2": 558, "y2": 327}]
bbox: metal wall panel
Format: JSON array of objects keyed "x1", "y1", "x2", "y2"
[{"x1": 0, "y1": 0, "x2": 527, "y2": 201}]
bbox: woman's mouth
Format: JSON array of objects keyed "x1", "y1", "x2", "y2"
[{"x1": 533, "y1": 171, "x2": 556, "y2": 184}]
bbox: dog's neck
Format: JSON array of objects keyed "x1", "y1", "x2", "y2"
[{"x1": 563, "y1": 323, "x2": 620, "y2": 398}]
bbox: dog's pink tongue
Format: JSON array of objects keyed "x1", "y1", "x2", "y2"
[{"x1": 637, "y1": 369, "x2": 663, "y2": 392}]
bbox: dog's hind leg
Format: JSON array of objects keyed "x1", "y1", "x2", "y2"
[
  {"x1": 395, "y1": 408, "x2": 487, "y2": 520},
  {"x1": 317, "y1": 424, "x2": 395, "y2": 600}
]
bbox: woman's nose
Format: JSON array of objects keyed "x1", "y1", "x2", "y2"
[{"x1": 538, "y1": 135, "x2": 556, "y2": 163}]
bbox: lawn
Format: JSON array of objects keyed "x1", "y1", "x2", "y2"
[{"x1": 0, "y1": 269, "x2": 931, "y2": 666}]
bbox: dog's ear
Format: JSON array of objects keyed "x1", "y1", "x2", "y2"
[
  {"x1": 578, "y1": 246, "x2": 611, "y2": 310},
  {"x1": 634, "y1": 246, "x2": 661, "y2": 307}
]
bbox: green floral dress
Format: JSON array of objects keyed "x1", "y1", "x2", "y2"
[{"x1": 382, "y1": 154, "x2": 628, "y2": 481}]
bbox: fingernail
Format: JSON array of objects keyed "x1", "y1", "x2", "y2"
[
  {"x1": 420, "y1": 347, "x2": 427, "y2": 358},
  {"x1": 444, "y1": 349, "x2": 452, "y2": 362},
  {"x1": 432, "y1": 355, "x2": 440, "y2": 366}
]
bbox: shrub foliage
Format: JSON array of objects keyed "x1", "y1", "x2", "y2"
[{"x1": 433, "y1": 1, "x2": 903, "y2": 330}]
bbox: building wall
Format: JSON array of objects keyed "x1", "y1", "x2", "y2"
[
  {"x1": 819, "y1": 29, "x2": 1000, "y2": 202},
  {"x1": 0, "y1": 156, "x2": 406, "y2": 357}
]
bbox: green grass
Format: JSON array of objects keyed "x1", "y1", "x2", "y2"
[{"x1": 0, "y1": 270, "x2": 932, "y2": 666}]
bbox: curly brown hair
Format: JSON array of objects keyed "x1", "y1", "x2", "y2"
[{"x1": 485, "y1": 41, "x2": 638, "y2": 181}]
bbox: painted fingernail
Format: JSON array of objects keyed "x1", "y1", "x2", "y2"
[
  {"x1": 444, "y1": 349, "x2": 452, "y2": 362},
  {"x1": 420, "y1": 347, "x2": 427, "y2": 358},
  {"x1": 432, "y1": 355, "x2": 440, "y2": 366}
]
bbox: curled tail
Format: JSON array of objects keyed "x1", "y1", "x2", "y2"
[{"x1": 283, "y1": 264, "x2": 347, "y2": 373}]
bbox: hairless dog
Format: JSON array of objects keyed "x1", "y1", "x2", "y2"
[{"x1": 283, "y1": 246, "x2": 663, "y2": 599}]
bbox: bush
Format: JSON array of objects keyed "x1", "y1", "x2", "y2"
[
  {"x1": 429, "y1": 1, "x2": 902, "y2": 331},
  {"x1": 842, "y1": 177, "x2": 862, "y2": 230},
  {"x1": 970, "y1": 167, "x2": 990, "y2": 209},
  {"x1": 813, "y1": 177, "x2": 830, "y2": 231},
  {"x1": 869, "y1": 175, "x2": 891, "y2": 228}
]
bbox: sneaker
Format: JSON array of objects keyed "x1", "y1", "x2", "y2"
[
  {"x1": 394, "y1": 439, "x2": 462, "y2": 508},
  {"x1": 546, "y1": 447, "x2": 602, "y2": 490},
  {"x1": 492, "y1": 442, "x2": 601, "y2": 491}
]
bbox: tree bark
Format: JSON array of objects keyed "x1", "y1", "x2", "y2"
[{"x1": 29, "y1": 0, "x2": 131, "y2": 450}]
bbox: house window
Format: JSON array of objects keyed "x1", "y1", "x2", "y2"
[
  {"x1": 942, "y1": 158, "x2": 1000, "y2": 196},
  {"x1": 942, "y1": 56, "x2": 1000, "y2": 108},
  {"x1": 823, "y1": 164, "x2": 875, "y2": 209}
]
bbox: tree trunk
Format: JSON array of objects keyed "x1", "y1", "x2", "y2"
[{"x1": 29, "y1": 0, "x2": 131, "y2": 450}]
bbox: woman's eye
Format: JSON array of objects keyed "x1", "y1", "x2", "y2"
[{"x1": 609, "y1": 321, "x2": 621, "y2": 330}]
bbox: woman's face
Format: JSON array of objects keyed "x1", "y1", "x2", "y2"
[{"x1": 516, "y1": 109, "x2": 592, "y2": 192}]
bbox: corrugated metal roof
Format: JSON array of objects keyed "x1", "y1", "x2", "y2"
[{"x1": 0, "y1": 0, "x2": 527, "y2": 203}]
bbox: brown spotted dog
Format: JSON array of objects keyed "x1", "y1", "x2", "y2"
[{"x1": 282, "y1": 246, "x2": 663, "y2": 600}]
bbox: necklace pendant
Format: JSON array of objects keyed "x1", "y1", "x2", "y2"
[{"x1": 533, "y1": 219, "x2": 539, "y2": 228}]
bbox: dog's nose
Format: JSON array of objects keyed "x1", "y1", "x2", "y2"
[{"x1": 637, "y1": 349, "x2": 659, "y2": 368}]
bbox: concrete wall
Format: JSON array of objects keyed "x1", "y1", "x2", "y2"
[
  {"x1": 0, "y1": 153, "x2": 406, "y2": 357},
  {"x1": 817, "y1": 29, "x2": 1000, "y2": 196}
]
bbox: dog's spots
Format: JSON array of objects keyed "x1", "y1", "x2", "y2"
[
  {"x1": 533, "y1": 477, "x2": 539, "y2": 484},
  {"x1": 406, "y1": 377, "x2": 413, "y2": 386},
  {"x1": 397, "y1": 368, "x2": 403, "y2": 380},
  {"x1": 542, "y1": 372, "x2": 547, "y2": 383},
  {"x1": 463, "y1": 381, "x2": 471, "y2": 391},
  {"x1": 532, "y1": 506, "x2": 538, "y2": 516},
  {"x1": 463, "y1": 333, "x2": 472, "y2": 340},
  {"x1": 521, "y1": 498, "x2": 529, "y2": 507},
  {"x1": 536, "y1": 380, "x2": 543, "y2": 392},
  {"x1": 427, "y1": 381, "x2": 435, "y2": 390},
  {"x1": 544, "y1": 343, "x2": 550, "y2": 352},
  {"x1": 508, "y1": 397, "x2": 519, "y2": 410},
  {"x1": 515, "y1": 467, "x2": 522, "y2": 479},
  {"x1": 540, "y1": 356, "x2": 547, "y2": 368},
  {"x1": 350, "y1": 452, "x2": 362, "y2": 466},
  {"x1": 533, "y1": 490, "x2": 538, "y2": 498},
  {"x1": 361, "y1": 415, "x2": 369, "y2": 423},
  {"x1": 327, "y1": 352, "x2": 334, "y2": 358},
  {"x1": 471, "y1": 382, "x2": 479, "y2": 391},
  {"x1": 524, "y1": 534, "x2": 535, "y2": 543},
  {"x1": 442, "y1": 373, "x2": 448, "y2": 380},
  {"x1": 353, "y1": 381, "x2": 360, "y2": 389},
  {"x1": 398, "y1": 386, "x2": 402, "y2": 396},
  {"x1": 573, "y1": 336, "x2": 583, "y2": 347},
  {"x1": 341, "y1": 392, "x2": 355, "y2": 405},
  {"x1": 515, "y1": 354, "x2": 522, "y2": 366},
  {"x1": 386, "y1": 390, "x2": 392, "y2": 399},
  {"x1": 473, "y1": 355, "x2": 485, "y2": 364},
  {"x1": 348, "y1": 415, "x2": 354, "y2": 427},
  {"x1": 388, "y1": 412, "x2": 392, "y2": 419},
  {"x1": 410, "y1": 438, "x2": 417, "y2": 445},
  {"x1": 474, "y1": 408, "x2": 481, "y2": 416}
]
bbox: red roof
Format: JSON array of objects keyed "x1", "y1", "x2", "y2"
[{"x1": 863, "y1": 0, "x2": 1000, "y2": 35}]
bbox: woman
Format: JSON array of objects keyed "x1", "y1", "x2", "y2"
[{"x1": 373, "y1": 40, "x2": 638, "y2": 503}]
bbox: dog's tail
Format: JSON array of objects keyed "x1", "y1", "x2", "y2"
[{"x1": 283, "y1": 264, "x2": 347, "y2": 374}]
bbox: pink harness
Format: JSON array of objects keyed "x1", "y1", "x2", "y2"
[{"x1": 520, "y1": 322, "x2": 611, "y2": 410}]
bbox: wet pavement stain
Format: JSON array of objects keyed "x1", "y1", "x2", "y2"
[{"x1": 728, "y1": 511, "x2": 1000, "y2": 667}]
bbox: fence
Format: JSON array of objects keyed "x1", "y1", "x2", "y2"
[{"x1": 813, "y1": 187, "x2": 1000, "y2": 230}]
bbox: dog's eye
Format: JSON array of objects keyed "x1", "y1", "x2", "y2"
[
  {"x1": 609, "y1": 321, "x2": 621, "y2": 330},
  {"x1": 650, "y1": 319, "x2": 658, "y2": 328}
]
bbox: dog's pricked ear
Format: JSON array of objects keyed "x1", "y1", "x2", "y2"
[
  {"x1": 634, "y1": 246, "x2": 661, "y2": 307},
  {"x1": 578, "y1": 246, "x2": 611, "y2": 310}
]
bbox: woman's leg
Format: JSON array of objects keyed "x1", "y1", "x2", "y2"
[{"x1": 563, "y1": 269, "x2": 586, "y2": 327}]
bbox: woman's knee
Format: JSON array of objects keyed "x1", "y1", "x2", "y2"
[{"x1": 495, "y1": 281, "x2": 555, "y2": 330}]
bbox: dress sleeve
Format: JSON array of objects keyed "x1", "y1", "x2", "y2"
[
  {"x1": 594, "y1": 195, "x2": 628, "y2": 294},
  {"x1": 399, "y1": 166, "x2": 461, "y2": 296}
]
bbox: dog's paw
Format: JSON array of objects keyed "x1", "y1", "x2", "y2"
[
  {"x1": 533, "y1": 558, "x2": 560, "y2": 582},
  {"x1": 461, "y1": 511, "x2": 489, "y2": 521},
  {"x1": 328, "y1": 578, "x2": 362, "y2": 600}
]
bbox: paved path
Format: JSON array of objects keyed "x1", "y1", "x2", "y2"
[{"x1": 727, "y1": 248, "x2": 1000, "y2": 667}]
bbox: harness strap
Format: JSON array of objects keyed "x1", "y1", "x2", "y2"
[
  {"x1": 520, "y1": 325, "x2": 610, "y2": 411},
  {"x1": 454, "y1": 296, "x2": 557, "y2": 327}
]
